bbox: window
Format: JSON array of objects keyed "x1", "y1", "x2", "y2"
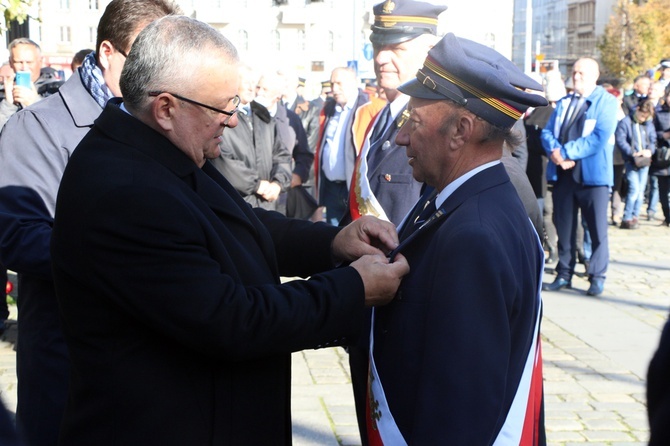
[
  {"x1": 238, "y1": 30, "x2": 249, "y2": 51},
  {"x1": 60, "y1": 26, "x2": 71, "y2": 43},
  {"x1": 328, "y1": 31, "x2": 334, "y2": 52},
  {"x1": 89, "y1": 0, "x2": 99, "y2": 9},
  {"x1": 89, "y1": 27, "x2": 96, "y2": 44},
  {"x1": 273, "y1": 0, "x2": 288, "y2": 5},
  {"x1": 59, "y1": 0, "x2": 70, "y2": 9},
  {"x1": 297, "y1": 30, "x2": 305, "y2": 51}
]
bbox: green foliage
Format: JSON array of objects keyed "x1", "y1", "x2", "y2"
[
  {"x1": 1, "y1": 0, "x2": 32, "y2": 29},
  {"x1": 598, "y1": 0, "x2": 670, "y2": 83}
]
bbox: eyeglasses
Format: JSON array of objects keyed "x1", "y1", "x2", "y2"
[{"x1": 148, "y1": 91, "x2": 240, "y2": 125}]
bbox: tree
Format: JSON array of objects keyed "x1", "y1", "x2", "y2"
[
  {"x1": 1, "y1": 0, "x2": 32, "y2": 30},
  {"x1": 598, "y1": 0, "x2": 670, "y2": 82}
]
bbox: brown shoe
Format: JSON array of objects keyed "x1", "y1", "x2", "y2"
[{"x1": 620, "y1": 220, "x2": 632, "y2": 229}]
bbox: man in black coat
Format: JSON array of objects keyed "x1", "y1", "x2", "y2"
[{"x1": 50, "y1": 16, "x2": 409, "y2": 445}]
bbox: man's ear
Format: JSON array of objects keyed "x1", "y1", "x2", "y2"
[
  {"x1": 98, "y1": 40, "x2": 114, "y2": 71},
  {"x1": 152, "y1": 94, "x2": 175, "y2": 132},
  {"x1": 450, "y1": 112, "x2": 475, "y2": 149}
]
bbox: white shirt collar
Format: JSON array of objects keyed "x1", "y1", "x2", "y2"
[{"x1": 434, "y1": 160, "x2": 501, "y2": 209}]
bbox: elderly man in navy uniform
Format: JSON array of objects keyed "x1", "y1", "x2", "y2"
[
  {"x1": 345, "y1": 0, "x2": 446, "y2": 226},
  {"x1": 344, "y1": 2, "x2": 446, "y2": 441},
  {"x1": 367, "y1": 33, "x2": 547, "y2": 444}
]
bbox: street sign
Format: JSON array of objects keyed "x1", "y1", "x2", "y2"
[{"x1": 363, "y1": 43, "x2": 373, "y2": 61}]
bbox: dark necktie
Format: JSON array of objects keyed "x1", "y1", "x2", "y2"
[
  {"x1": 559, "y1": 94, "x2": 582, "y2": 144},
  {"x1": 369, "y1": 105, "x2": 392, "y2": 148},
  {"x1": 400, "y1": 197, "x2": 437, "y2": 241},
  {"x1": 559, "y1": 94, "x2": 586, "y2": 182}
]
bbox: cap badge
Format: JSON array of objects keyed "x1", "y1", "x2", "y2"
[{"x1": 382, "y1": 0, "x2": 395, "y2": 14}]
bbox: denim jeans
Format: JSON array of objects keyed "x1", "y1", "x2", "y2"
[
  {"x1": 623, "y1": 162, "x2": 650, "y2": 221},
  {"x1": 647, "y1": 174, "x2": 659, "y2": 216}
]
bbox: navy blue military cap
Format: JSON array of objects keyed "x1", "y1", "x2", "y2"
[
  {"x1": 370, "y1": 0, "x2": 447, "y2": 46},
  {"x1": 399, "y1": 33, "x2": 548, "y2": 129}
]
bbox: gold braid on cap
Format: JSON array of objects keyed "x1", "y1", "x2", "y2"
[
  {"x1": 423, "y1": 57, "x2": 522, "y2": 120},
  {"x1": 375, "y1": 15, "x2": 438, "y2": 26}
]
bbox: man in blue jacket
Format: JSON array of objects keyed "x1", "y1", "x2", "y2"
[{"x1": 541, "y1": 58, "x2": 618, "y2": 296}]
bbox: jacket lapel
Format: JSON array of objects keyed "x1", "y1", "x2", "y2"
[
  {"x1": 366, "y1": 116, "x2": 403, "y2": 176},
  {"x1": 400, "y1": 163, "x2": 511, "y2": 247},
  {"x1": 200, "y1": 162, "x2": 279, "y2": 277}
]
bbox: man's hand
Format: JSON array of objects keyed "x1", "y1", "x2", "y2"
[
  {"x1": 332, "y1": 215, "x2": 399, "y2": 262},
  {"x1": 351, "y1": 253, "x2": 410, "y2": 307},
  {"x1": 639, "y1": 149, "x2": 652, "y2": 158},
  {"x1": 12, "y1": 84, "x2": 39, "y2": 108},
  {"x1": 290, "y1": 173, "x2": 302, "y2": 188},
  {"x1": 550, "y1": 148, "x2": 565, "y2": 165},
  {"x1": 559, "y1": 160, "x2": 575, "y2": 170},
  {"x1": 257, "y1": 180, "x2": 281, "y2": 202}
]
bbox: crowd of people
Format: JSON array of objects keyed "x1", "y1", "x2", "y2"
[
  {"x1": 0, "y1": 0, "x2": 668, "y2": 445},
  {"x1": 525, "y1": 61, "x2": 670, "y2": 299}
]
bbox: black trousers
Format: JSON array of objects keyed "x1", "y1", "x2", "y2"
[{"x1": 552, "y1": 173, "x2": 609, "y2": 280}]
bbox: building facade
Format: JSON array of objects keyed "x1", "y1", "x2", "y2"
[
  {"x1": 2, "y1": 0, "x2": 519, "y2": 96},
  {"x1": 512, "y1": 0, "x2": 616, "y2": 77}
]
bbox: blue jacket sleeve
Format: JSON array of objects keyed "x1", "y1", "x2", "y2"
[{"x1": 564, "y1": 92, "x2": 618, "y2": 161}]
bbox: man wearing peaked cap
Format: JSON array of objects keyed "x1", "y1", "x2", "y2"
[
  {"x1": 346, "y1": 0, "x2": 447, "y2": 228},
  {"x1": 343, "y1": 2, "x2": 446, "y2": 443},
  {"x1": 370, "y1": 0, "x2": 446, "y2": 45},
  {"x1": 366, "y1": 33, "x2": 547, "y2": 445}
]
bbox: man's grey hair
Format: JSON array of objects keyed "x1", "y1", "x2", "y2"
[
  {"x1": 120, "y1": 15, "x2": 239, "y2": 112},
  {"x1": 8, "y1": 38, "x2": 41, "y2": 54}
]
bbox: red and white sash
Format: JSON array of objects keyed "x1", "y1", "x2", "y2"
[
  {"x1": 366, "y1": 308, "x2": 407, "y2": 446},
  {"x1": 494, "y1": 231, "x2": 545, "y2": 445}
]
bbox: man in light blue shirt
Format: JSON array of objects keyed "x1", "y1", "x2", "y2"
[{"x1": 316, "y1": 67, "x2": 371, "y2": 225}]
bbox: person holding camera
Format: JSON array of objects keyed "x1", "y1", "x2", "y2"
[{"x1": 0, "y1": 38, "x2": 55, "y2": 129}]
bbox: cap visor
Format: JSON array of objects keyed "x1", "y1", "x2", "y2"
[
  {"x1": 370, "y1": 30, "x2": 425, "y2": 46},
  {"x1": 398, "y1": 77, "x2": 448, "y2": 100}
]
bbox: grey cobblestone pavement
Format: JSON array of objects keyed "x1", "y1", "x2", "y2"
[{"x1": 1, "y1": 215, "x2": 668, "y2": 445}]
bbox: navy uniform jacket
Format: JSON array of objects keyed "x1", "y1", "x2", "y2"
[
  {"x1": 365, "y1": 103, "x2": 423, "y2": 226},
  {"x1": 373, "y1": 163, "x2": 543, "y2": 443},
  {"x1": 51, "y1": 102, "x2": 366, "y2": 445}
]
